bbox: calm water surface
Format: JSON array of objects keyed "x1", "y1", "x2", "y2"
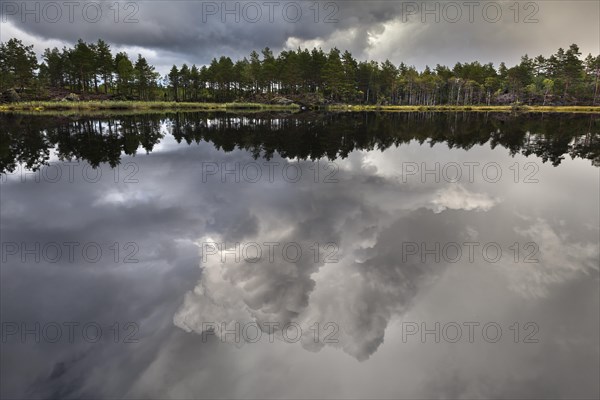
[{"x1": 1, "y1": 112, "x2": 599, "y2": 399}]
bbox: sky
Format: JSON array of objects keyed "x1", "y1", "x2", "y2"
[
  {"x1": 1, "y1": 113, "x2": 599, "y2": 398},
  {"x1": 1, "y1": 0, "x2": 599, "y2": 76}
]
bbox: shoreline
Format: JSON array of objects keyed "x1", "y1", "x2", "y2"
[
  {"x1": 1, "y1": 101, "x2": 599, "y2": 114},
  {"x1": 327, "y1": 105, "x2": 600, "y2": 113},
  {"x1": 0, "y1": 101, "x2": 300, "y2": 113}
]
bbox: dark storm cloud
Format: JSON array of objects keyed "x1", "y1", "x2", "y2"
[
  {"x1": 2, "y1": 1, "x2": 598, "y2": 74},
  {"x1": 0, "y1": 1, "x2": 399, "y2": 47},
  {"x1": 2, "y1": 1, "x2": 401, "y2": 68}
]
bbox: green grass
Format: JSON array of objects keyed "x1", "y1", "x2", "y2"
[{"x1": 0, "y1": 100, "x2": 301, "y2": 112}]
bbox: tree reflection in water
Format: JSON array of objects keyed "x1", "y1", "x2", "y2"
[{"x1": 1, "y1": 112, "x2": 598, "y2": 175}]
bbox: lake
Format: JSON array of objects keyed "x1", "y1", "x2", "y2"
[{"x1": 1, "y1": 111, "x2": 599, "y2": 399}]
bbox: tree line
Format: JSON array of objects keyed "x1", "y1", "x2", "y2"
[{"x1": 1, "y1": 37, "x2": 599, "y2": 105}]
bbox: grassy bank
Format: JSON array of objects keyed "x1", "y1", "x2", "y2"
[
  {"x1": 1, "y1": 101, "x2": 599, "y2": 114},
  {"x1": 0, "y1": 101, "x2": 301, "y2": 112},
  {"x1": 325, "y1": 104, "x2": 600, "y2": 113}
]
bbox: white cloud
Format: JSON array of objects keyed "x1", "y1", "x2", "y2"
[
  {"x1": 502, "y1": 218, "x2": 600, "y2": 298},
  {"x1": 429, "y1": 185, "x2": 500, "y2": 213}
]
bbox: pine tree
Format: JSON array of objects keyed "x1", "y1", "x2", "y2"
[
  {"x1": 95, "y1": 39, "x2": 114, "y2": 94},
  {"x1": 114, "y1": 52, "x2": 134, "y2": 96},
  {"x1": 168, "y1": 65, "x2": 180, "y2": 101},
  {"x1": 0, "y1": 38, "x2": 38, "y2": 91}
]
